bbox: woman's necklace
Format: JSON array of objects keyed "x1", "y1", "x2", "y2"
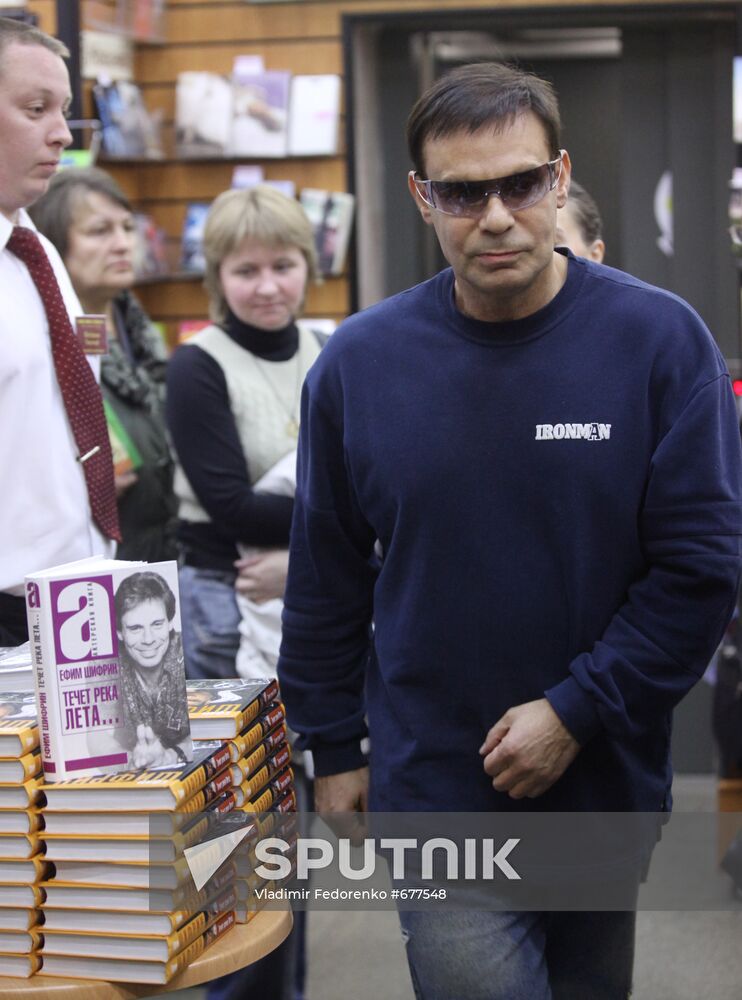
[{"x1": 248, "y1": 348, "x2": 303, "y2": 438}]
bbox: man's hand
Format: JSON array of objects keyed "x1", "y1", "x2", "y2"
[
  {"x1": 479, "y1": 698, "x2": 580, "y2": 799},
  {"x1": 234, "y1": 550, "x2": 289, "y2": 604},
  {"x1": 131, "y1": 724, "x2": 177, "y2": 769},
  {"x1": 314, "y1": 767, "x2": 369, "y2": 844}
]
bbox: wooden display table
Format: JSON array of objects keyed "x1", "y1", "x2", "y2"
[{"x1": 0, "y1": 908, "x2": 292, "y2": 999}]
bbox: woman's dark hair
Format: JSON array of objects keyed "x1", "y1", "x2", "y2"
[
  {"x1": 407, "y1": 62, "x2": 561, "y2": 177},
  {"x1": 114, "y1": 571, "x2": 176, "y2": 629},
  {"x1": 28, "y1": 167, "x2": 132, "y2": 260},
  {"x1": 564, "y1": 180, "x2": 603, "y2": 245}
]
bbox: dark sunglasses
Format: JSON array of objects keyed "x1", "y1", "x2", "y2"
[{"x1": 410, "y1": 154, "x2": 564, "y2": 218}]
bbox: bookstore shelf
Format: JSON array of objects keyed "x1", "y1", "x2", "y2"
[{"x1": 0, "y1": 910, "x2": 292, "y2": 998}]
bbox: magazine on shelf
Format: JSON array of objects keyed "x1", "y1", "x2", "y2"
[
  {"x1": 133, "y1": 212, "x2": 170, "y2": 279},
  {"x1": 179, "y1": 203, "x2": 210, "y2": 274},
  {"x1": 231, "y1": 67, "x2": 291, "y2": 157},
  {"x1": 24, "y1": 556, "x2": 192, "y2": 782},
  {"x1": 287, "y1": 74, "x2": 341, "y2": 156},
  {"x1": 92, "y1": 79, "x2": 162, "y2": 159},
  {"x1": 175, "y1": 72, "x2": 233, "y2": 157},
  {"x1": 187, "y1": 678, "x2": 279, "y2": 739},
  {"x1": 40, "y1": 910, "x2": 236, "y2": 984},
  {"x1": 299, "y1": 188, "x2": 355, "y2": 276}
]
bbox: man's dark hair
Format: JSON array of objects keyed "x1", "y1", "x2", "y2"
[
  {"x1": 115, "y1": 571, "x2": 176, "y2": 629},
  {"x1": 29, "y1": 167, "x2": 132, "y2": 261},
  {"x1": 406, "y1": 61, "x2": 561, "y2": 177},
  {"x1": 564, "y1": 180, "x2": 603, "y2": 245}
]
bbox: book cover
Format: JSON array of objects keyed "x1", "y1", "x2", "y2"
[
  {"x1": 299, "y1": 188, "x2": 355, "y2": 277},
  {"x1": 132, "y1": 212, "x2": 170, "y2": 279},
  {"x1": 93, "y1": 79, "x2": 162, "y2": 159},
  {"x1": 230, "y1": 69, "x2": 291, "y2": 157},
  {"x1": 287, "y1": 74, "x2": 341, "y2": 156},
  {"x1": 187, "y1": 678, "x2": 279, "y2": 739},
  {"x1": 104, "y1": 399, "x2": 144, "y2": 476},
  {"x1": 0, "y1": 749, "x2": 41, "y2": 784},
  {"x1": 0, "y1": 691, "x2": 38, "y2": 757},
  {"x1": 43, "y1": 739, "x2": 230, "y2": 812},
  {"x1": 179, "y1": 203, "x2": 210, "y2": 274},
  {"x1": 176, "y1": 71, "x2": 233, "y2": 157},
  {"x1": 25, "y1": 557, "x2": 192, "y2": 781}
]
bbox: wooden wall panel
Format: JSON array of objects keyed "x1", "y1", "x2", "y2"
[{"x1": 26, "y1": 0, "x2": 56, "y2": 34}]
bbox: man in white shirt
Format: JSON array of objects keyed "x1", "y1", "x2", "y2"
[{"x1": 0, "y1": 18, "x2": 114, "y2": 645}]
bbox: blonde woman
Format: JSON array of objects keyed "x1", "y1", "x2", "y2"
[{"x1": 166, "y1": 185, "x2": 322, "y2": 681}]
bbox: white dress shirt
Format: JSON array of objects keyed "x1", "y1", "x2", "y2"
[{"x1": 0, "y1": 210, "x2": 113, "y2": 596}]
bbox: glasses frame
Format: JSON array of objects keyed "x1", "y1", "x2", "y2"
[{"x1": 410, "y1": 153, "x2": 565, "y2": 218}]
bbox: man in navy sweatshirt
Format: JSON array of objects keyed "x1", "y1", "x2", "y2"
[{"x1": 277, "y1": 62, "x2": 742, "y2": 999}]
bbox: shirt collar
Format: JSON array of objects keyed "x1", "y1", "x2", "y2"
[{"x1": 0, "y1": 208, "x2": 37, "y2": 251}]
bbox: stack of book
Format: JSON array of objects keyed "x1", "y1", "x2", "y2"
[
  {"x1": 0, "y1": 692, "x2": 47, "y2": 977},
  {"x1": 37, "y1": 679, "x2": 293, "y2": 982},
  {"x1": 186, "y1": 679, "x2": 298, "y2": 923}
]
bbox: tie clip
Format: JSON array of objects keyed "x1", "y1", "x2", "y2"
[{"x1": 78, "y1": 445, "x2": 101, "y2": 464}]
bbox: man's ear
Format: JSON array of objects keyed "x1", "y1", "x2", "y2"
[
  {"x1": 408, "y1": 171, "x2": 434, "y2": 226},
  {"x1": 555, "y1": 150, "x2": 572, "y2": 210}
]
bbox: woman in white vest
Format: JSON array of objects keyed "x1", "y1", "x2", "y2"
[{"x1": 166, "y1": 185, "x2": 322, "y2": 681}]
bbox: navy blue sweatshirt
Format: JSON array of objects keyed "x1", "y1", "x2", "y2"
[{"x1": 277, "y1": 254, "x2": 742, "y2": 812}]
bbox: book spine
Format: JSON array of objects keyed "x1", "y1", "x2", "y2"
[
  {"x1": 180, "y1": 744, "x2": 233, "y2": 802},
  {"x1": 170, "y1": 910, "x2": 206, "y2": 957},
  {"x1": 26, "y1": 577, "x2": 60, "y2": 778}
]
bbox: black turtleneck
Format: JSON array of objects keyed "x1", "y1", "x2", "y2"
[{"x1": 165, "y1": 315, "x2": 299, "y2": 571}]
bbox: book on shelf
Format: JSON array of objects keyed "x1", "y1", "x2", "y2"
[
  {"x1": 179, "y1": 202, "x2": 210, "y2": 274},
  {"x1": 0, "y1": 926, "x2": 42, "y2": 955},
  {"x1": 41, "y1": 859, "x2": 236, "y2": 913},
  {"x1": 42, "y1": 739, "x2": 231, "y2": 812},
  {"x1": 187, "y1": 678, "x2": 279, "y2": 739},
  {"x1": 299, "y1": 188, "x2": 355, "y2": 276},
  {"x1": 177, "y1": 319, "x2": 211, "y2": 344},
  {"x1": 92, "y1": 78, "x2": 162, "y2": 159},
  {"x1": 287, "y1": 74, "x2": 341, "y2": 156},
  {"x1": 103, "y1": 398, "x2": 143, "y2": 477},
  {"x1": 231, "y1": 61, "x2": 290, "y2": 158},
  {"x1": 0, "y1": 908, "x2": 41, "y2": 932},
  {"x1": 0, "y1": 810, "x2": 42, "y2": 836},
  {"x1": 133, "y1": 212, "x2": 170, "y2": 279},
  {"x1": 175, "y1": 71, "x2": 233, "y2": 157},
  {"x1": 0, "y1": 643, "x2": 33, "y2": 694},
  {"x1": 0, "y1": 748, "x2": 40, "y2": 784},
  {"x1": 0, "y1": 952, "x2": 42, "y2": 978},
  {"x1": 40, "y1": 909, "x2": 236, "y2": 984},
  {"x1": 0, "y1": 691, "x2": 38, "y2": 756},
  {"x1": 24, "y1": 556, "x2": 192, "y2": 782},
  {"x1": 0, "y1": 834, "x2": 43, "y2": 859}
]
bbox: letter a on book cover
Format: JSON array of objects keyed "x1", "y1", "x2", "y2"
[{"x1": 25, "y1": 557, "x2": 192, "y2": 782}]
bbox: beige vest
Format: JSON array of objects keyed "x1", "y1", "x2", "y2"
[{"x1": 174, "y1": 322, "x2": 322, "y2": 525}]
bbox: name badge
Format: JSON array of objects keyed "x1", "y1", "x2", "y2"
[{"x1": 76, "y1": 315, "x2": 108, "y2": 355}]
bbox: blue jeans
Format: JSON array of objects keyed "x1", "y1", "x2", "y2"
[
  {"x1": 398, "y1": 909, "x2": 635, "y2": 1000},
  {"x1": 179, "y1": 565, "x2": 241, "y2": 680}
]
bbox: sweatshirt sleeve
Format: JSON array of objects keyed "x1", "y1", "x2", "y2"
[
  {"x1": 546, "y1": 373, "x2": 742, "y2": 744},
  {"x1": 166, "y1": 343, "x2": 294, "y2": 546},
  {"x1": 278, "y1": 370, "x2": 378, "y2": 777}
]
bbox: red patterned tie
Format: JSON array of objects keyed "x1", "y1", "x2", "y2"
[{"x1": 8, "y1": 226, "x2": 121, "y2": 542}]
